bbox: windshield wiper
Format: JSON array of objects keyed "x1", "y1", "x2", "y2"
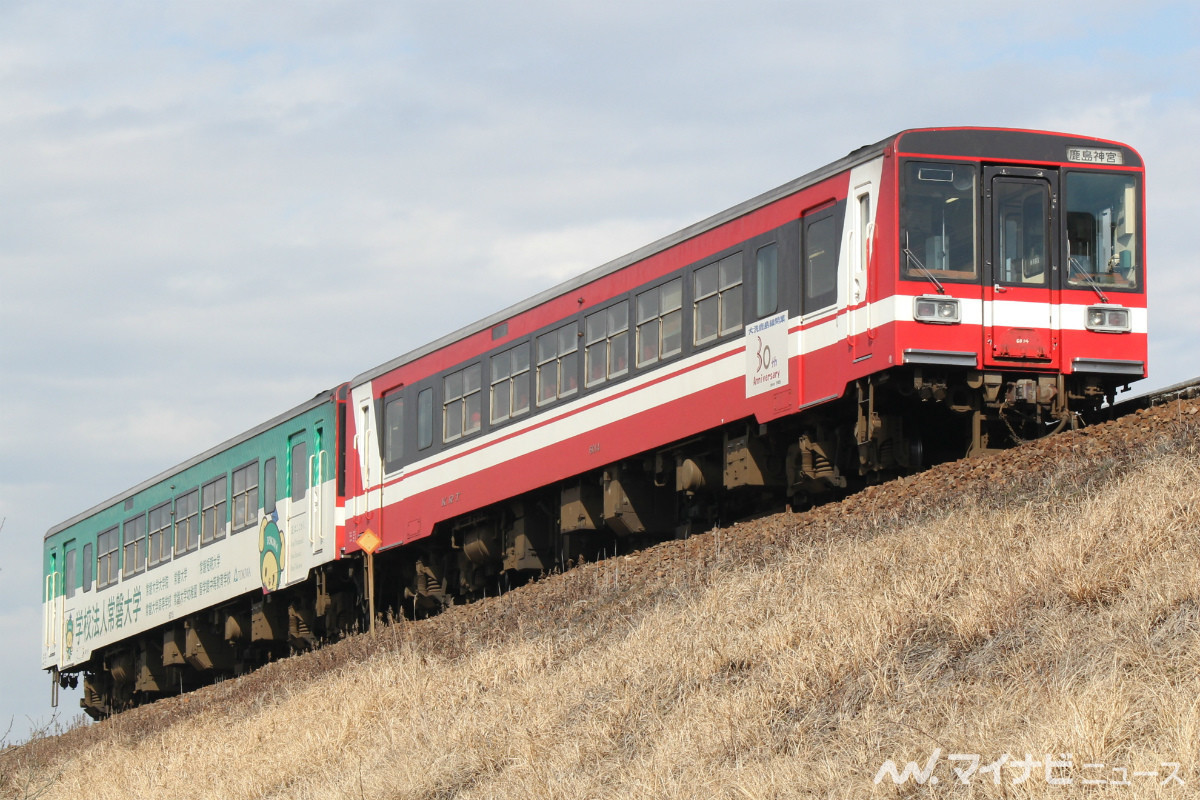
[
  {"x1": 902, "y1": 236, "x2": 945, "y2": 294},
  {"x1": 1068, "y1": 254, "x2": 1109, "y2": 304}
]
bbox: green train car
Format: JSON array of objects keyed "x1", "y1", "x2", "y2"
[{"x1": 41, "y1": 386, "x2": 355, "y2": 717}]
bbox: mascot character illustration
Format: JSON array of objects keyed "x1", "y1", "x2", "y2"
[{"x1": 259, "y1": 512, "x2": 284, "y2": 593}]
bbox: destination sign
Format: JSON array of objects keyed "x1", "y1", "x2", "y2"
[{"x1": 1066, "y1": 147, "x2": 1124, "y2": 165}]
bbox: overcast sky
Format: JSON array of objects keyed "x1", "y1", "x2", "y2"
[{"x1": 2, "y1": 1, "x2": 1197, "y2": 740}]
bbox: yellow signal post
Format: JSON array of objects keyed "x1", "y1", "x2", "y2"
[{"x1": 357, "y1": 530, "x2": 382, "y2": 633}]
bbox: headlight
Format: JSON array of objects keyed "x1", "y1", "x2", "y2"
[
  {"x1": 914, "y1": 296, "x2": 960, "y2": 324},
  {"x1": 1085, "y1": 305, "x2": 1131, "y2": 333}
]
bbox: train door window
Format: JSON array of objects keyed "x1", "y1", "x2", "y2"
[
  {"x1": 148, "y1": 502, "x2": 172, "y2": 568},
  {"x1": 383, "y1": 391, "x2": 405, "y2": 470},
  {"x1": 443, "y1": 364, "x2": 482, "y2": 442},
  {"x1": 536, "y1": 323, "x2": 580, "y2": 405},
  {"x1": 48, "y1": 551, "x2": 57, "y2": 607},
  {"x1": 636, "y1": 278, "x2": 682, "y2": 367},
  {"x1": 803, "y1": 214, "x2": 838, "y2": 314},
  {"x1": 314, "y1": 426, "x2": 324, "y2": 471},
  {"x1": 859, "y1": 195, "x2": 871, "y2": 271},
  {"x1": 585, "y1": 301, "x2": 629, "y2": 387},
  {"x1": 122, "y1": 513, "x2": 147, "y2": 578},
  {"x1": 232, "y1": 462, "x2": 259, "y2": 532},
  {"x1": 201, "y1": 475, "x2": 229, "y2": 545},
  {"x1": 995, "y1": 180, "x2": 1049, "y2": 286},
  {"x1": 175, "y1": 488, "x2": 199, "y2": 555},
  {"x1": 64, "y1": 544, "x2": 77, "y2": 600},
  {"x1": 491, "y1": 343, "x2": 531, "y2": 423},
  {"x1": 264, "y1": 458, "x2": 278, "y2": 515},
  {"x1": 97, "y1": 527, "x2": 119, "y2": 589},
  {"x1": 755, "y1": 243, "x2": 779, "y2": 318},
  {"x1": 417, "y1": 388, "x2": 433, "y2": 450},
  {"x1": 82, "y1": 543, "x2": 93, "y2": 593},
  {"x1": 290, "y1": 441, "x2": 308, "y2": 503},
  {"x1": 694, "y1": 254, "x2": 743, "y2": 346}
]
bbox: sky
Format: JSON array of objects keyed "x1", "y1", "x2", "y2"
[{"x1": 2, "y1": 1, "x2": 1198, "y2": 741}]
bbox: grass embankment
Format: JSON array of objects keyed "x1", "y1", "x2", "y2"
[{"x1": 4, "y1": 400, "x2": 1200, "y2": 799}]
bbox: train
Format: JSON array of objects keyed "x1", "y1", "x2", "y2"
[{"x1": 41, "y1": 127, "x2": 1148, "y2": 718}]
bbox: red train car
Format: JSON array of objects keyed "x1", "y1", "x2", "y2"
[{"x1": 339, "y1": 127, "x2": 1146, "y2": 612}]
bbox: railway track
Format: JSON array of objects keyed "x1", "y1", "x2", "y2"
[{"x1": 1113, "y1": 376, "x2": 1200, "y2": 414}]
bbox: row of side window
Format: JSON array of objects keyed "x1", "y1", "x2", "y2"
[
  {"x1": 381, "y1": 237, "x2": 798, "y2": 472},
  {"x1": 76, "y1": 458, "x2": 277, "y2": 594}
]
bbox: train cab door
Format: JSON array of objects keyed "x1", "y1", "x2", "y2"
[
  {"x1": 284, "y1": 431, "x2": 309, "y2": 585},
  {"x1": 310, "y1": 425, "x2": 327, "y2": 556},
  {"x1": 44, "y1": 549, "x2": 63, "y2": 663},
  {"x1": 846, "y1": 159, "x2": 882, "y2": 363},
  {"x1": 349, "y1": 382, "x2": 386, "y2": 540},
  {"x1": 983, "y1": 167, "x2": 1061, "y2": 369}
]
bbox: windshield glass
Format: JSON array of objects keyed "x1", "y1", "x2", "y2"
[
  {"x1": 900, "y1": 162, "x2": 978, "y2": 283},
  {"x1": 1065, "y1": 172, "x2": 1140, "y2": 290}
]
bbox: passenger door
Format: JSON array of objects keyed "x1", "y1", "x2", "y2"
[
  {"x1": 285, "y1": 431, "x2": 309, "y2": 586},
  {"x1": 983, "y1": 167, "x2": 1060, "y2": 369}
]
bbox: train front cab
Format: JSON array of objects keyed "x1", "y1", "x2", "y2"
[{"x1": 890, "y1": 129, "x2": 1146, "y2": 452}]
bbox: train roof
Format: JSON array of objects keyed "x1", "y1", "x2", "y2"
[
  {"x1": 349, "y1": 126, "x2": 1140, "y2": 388},
  {"x1": 45, "y1": 387, "x2": 339, "y2": 540}
]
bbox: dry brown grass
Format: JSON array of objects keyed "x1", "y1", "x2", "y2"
[{"x1": 5, "y1": 403, "x2": 1200, "y2": 799}]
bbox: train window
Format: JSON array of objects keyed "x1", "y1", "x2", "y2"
[
  {"x1": 694, "y1": 254, "x2": 743, "y2": 345},
  {"x1": 97, "y1": 527, "x2": 119, "y2": 590},
  {"x1": 290, "y1": 442, "x2": 308, "y2": 502},
  {"x1": 443, "y1": 364, "x2": 482, "y2": 442},
  {"x1": 232, "y1": 462, "x2": 259, "y2": 532},
  {"x1": 859, "y1": 195, "x2": 871, "y2": 272},
  {"x1": 315, "y1": 427, "x2": 324, "y2": 483},
  {"x1": 755, "y1": 243, "x2": 779, "y2": 318},
  {"x1": 537, "y1": 324, "x2": 580, "y2": 406},
  {"x1": 82, "y1": 543, "x2": 93, "y2": 593},
  {"x1": 491, "y1": 344, "x2": 531, "y2": 423},
  {"x1": 201, "y1": 476, "x2": 229, "y2": 545},
  {"x1": 900, "y1": 161, "x2": 978, "y2": 282},
  {"x1": 1065, "y1": 171, "x2": 1140, "y2": 290},
  {"x1": 384, "y1": 392, "x2": 405, "y2": 469},
  {"x1": 264, "y1": 458, "x2": 278, "y2": 515},
  {"x1": 803, "y1": 215, "x2": 838, "y2": 314},
  {"x1": 122, "y1": 514, "x2": 147, "y2": 579},
  {"x1": 175, "y1": 488, "x2": 199, "y2": 555},
  {"x1": 148, "y1": 502, "x2": 172, "y2": 568},
  {"x1": 995, "y1": 180, "x2": 1049, "y2": 286},
  {"x1": 585, "y1": 301, "x2": 629, "y2": 387},
  {"x1": 636, "y1": 278, "x2": 682, "y2": 367},
  {"x1": 64, "y1": 545, "x2": 77, "y2": 600},
  {"x1": 417, "y1": 388, "x2": 433, "y2": 450}
]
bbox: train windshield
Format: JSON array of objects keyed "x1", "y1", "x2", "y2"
[
  {"x1": 900, "y1": 162, "x2": 979, "y2": 283},
  {"x1": 1065, "y1": 172, "x2": 1141, "y2": 291}
]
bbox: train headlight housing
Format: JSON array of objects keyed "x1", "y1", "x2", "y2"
[
  {"x1": 1086, "y1": 305, "x2": 1131, "y2": 333},
  {"x1": 914, "y1": 296, "x2": 960, "y2": 324}
]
